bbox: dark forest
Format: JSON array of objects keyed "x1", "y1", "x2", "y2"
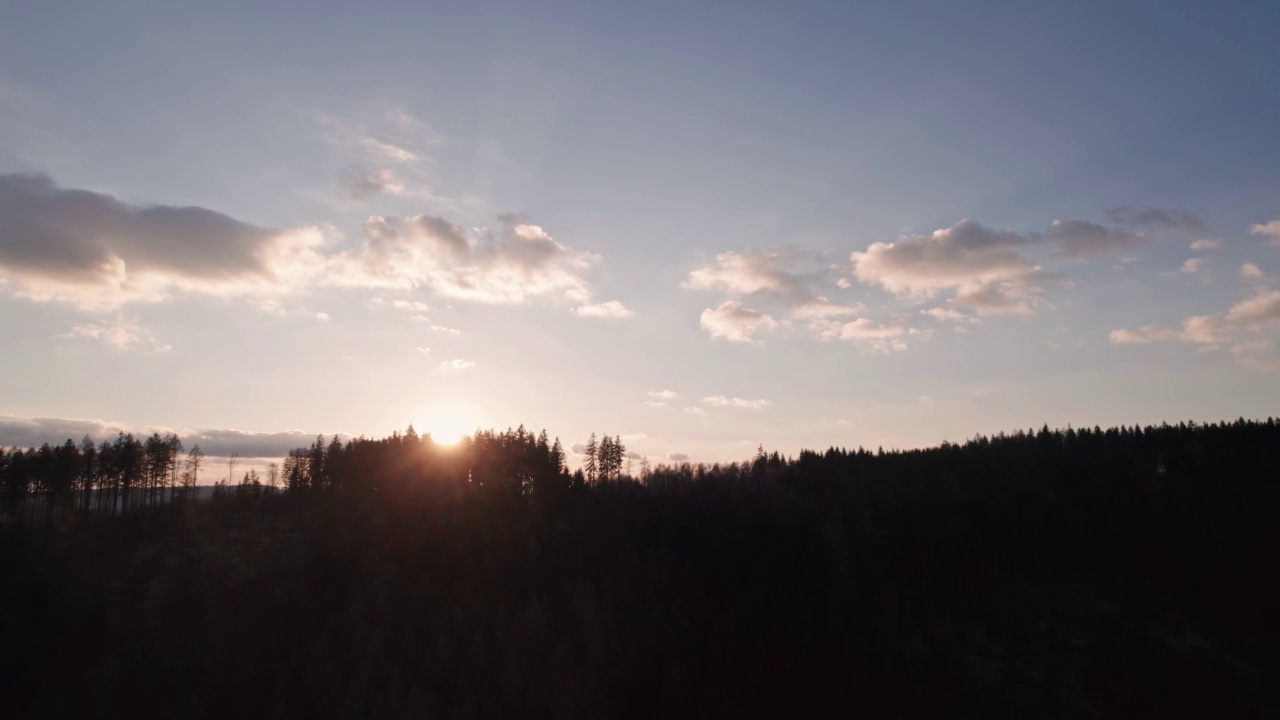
[{"x1": 2, "y1": 418, "x2": 1278, "y2": 718}]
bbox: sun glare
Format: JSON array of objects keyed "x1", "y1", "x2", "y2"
[{"x1": 415, "y1": 401, "x2": 481, "y2": 446}]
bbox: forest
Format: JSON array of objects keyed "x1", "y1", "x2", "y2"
[{"x1": 1, "y1": 417, "x2": 1278, "y2": 718}]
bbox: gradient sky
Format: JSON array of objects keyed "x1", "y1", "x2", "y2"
[{"x1": 2, "y1": 0, "x2": 1278, "y2": 468}]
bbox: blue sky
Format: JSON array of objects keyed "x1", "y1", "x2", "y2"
[{"x1": 1, "y1": 1, "x2": 1278, "y2": 467}]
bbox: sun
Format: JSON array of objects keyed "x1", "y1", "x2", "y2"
[{"x1": 415, "y1": 401, "x2": 481, "y2": 446}]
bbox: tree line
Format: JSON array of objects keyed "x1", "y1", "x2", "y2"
[{"x1": 2, "y1": 417, "x2": 1278, "y2": 716}]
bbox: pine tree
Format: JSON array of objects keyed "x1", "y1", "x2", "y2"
[{"x1": 584, "y1": 433, "x2": 598, "y2": 484}]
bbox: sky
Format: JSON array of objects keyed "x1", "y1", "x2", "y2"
[{"x1": 1, "y1": 0, "x2": 1279, "y2": 469}]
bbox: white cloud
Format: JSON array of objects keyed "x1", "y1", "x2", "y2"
[
  {"x1": 685, "y1": 248, "x2": 812, "y2": 298},
  {"x1": 790, "y1": 296, "x2": 866, "y2": 320},
  {"x1": 1241, "y1": 263, "x2": 1264, "y2": 280},
  {"x1": 315, "y1": 312, "x2": 331, "y2": 321},
  {"x1": 686, "y1": 250, "x2": 864, "y2": 342},
  {"x1": 849, "y1": 219, "x2": 1047, "y2": 305},
  {"x1": 699, "y1": 301, "x2": 778, "y2": 343},
  {"x1": 683, "y1": 407, "x2": 706, "y2": 416},
  {"x1": 644, "y1": 401, "x2": 669, "y2": 408},
  {"x1": 921, "y1": 307, "x2": 968, "y2": 322},
  {"x1": 1191, "y1": 239, "x2": 1222, "y2": 251},
  {"x1": 1251, "y1": 220, "x2": 1280, "y2": 248},
  {"x1": 328, "y1": 214, "x2": 599, "y2": 304},
  {"x1": 1225, "y1": 289, "x2": 1280, "y2": 327},
  {"x1": 415, "y1": 346, "x2": 432, "y2": 355},
  {"x1": 572, "y1": 300, "x2": 634, "y2": 318},
  {"x1": 64, "y1": 316, "x2": 171, "y2": 353},
  {"x1": 1111, "y1": 289, "x2": 1280, "y2": 364},
  {"x1": 392, "y1": 300, "x2": 432, "y2": 312},
  {"x1": 833, "y1": 318, "x2": 909, "y2": 352},
  {"x1": 648, "y1": 390, "x2": 678, "y2": 399},
  {"x1": 701, "y1": 395, "x2": 772, "y2": 409},
  {"x1": 1181, "y1": 257, "x2": 1210, "y2": 274},
  {"x1": 951, "y1": 284, "x2": 1033, "y2": 315},
  {"x1": 440, "y1": 359, "x2": 475, "y2": 370}
]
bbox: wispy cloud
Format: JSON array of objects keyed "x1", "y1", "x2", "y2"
[
  {"x1": 699, "y1": 301, "x2": 778, "y2": 343},
  {"x1": 701, "y1": 395, "x2": 771, "y2": 409},
  {"x1": 1250, "y1": 220, "x2": 1280, "y2": 248},
  {"x1": 440, "y1": 359, "x2": 476, "y2": 370},
  {"x1": 328, "y1": 214, "x2": 600, "y2": 304},
  {"x1": 572, "y1": 300, "x2": 634, "y2": 318},
  {"x1": 1111, "y1": 288, "x2": 1280, "y2": 369},
  {"x1": 1181, "y1": 257, "x2": 1210, "y2": 274},
  {"x1": 64, "y1": 316, "x2": 171, "y2": 353}
]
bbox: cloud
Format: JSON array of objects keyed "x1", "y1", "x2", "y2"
[
  {"x1": 339, "y1": 166, "x2": 406, "y2": 200},
  {"x1": 329, "y1": 214, "x2": 599, "y2": 304},
  {"x1": 320, "y1": 112, "x2": 433, "y2": 166},
  {"x1": 440, "y1": 359, "x2": 476, "y2": 370},
  {"x1": 683, "y1": 407, "x2": 706, "y2": 416},
  {"x1": 685, "y1": 248, "x2": 812, "y2": 298},
  {"x1": 920, "y1": 307, "x2": 968, "y2": 322},
  {"x1": 1231, "y1": 340, "x2": 1280, "y2": 373},
  {"x1": 1191, "y1": 239, "x2": 1222, "y2": 251},
  {"x1": 1047, "y1": 220, "x2": 1146, "y2": 260},
  {"x1": 790, "y1": 296, "x2": 866, "y2": 320},
  {"x1": 849, "y1": 219, "x2": 1046, "y2": 303},
  {"x1": 0, "y1": 413, "x2": 347, "y2": 459},
  {"x1": 686, "y1": 250, "x2": 863, "y2": 341},
  {"x1": 808, "y1": 317, "x2": 910, "y2": 352},
  {"x1": 701, "y1": 395, "x2": 771, "y2": 409},
  {"x1": 392, "y1": 300, "x2": 432, "y2": 312},
  {"x1": 643, "y1": 401, "x2": 669, "y2": 408},
  {"x1": 622, "y1": 433, "x2": 649, "y2": 441},
  {"x1": 1111, "y1": 289, "x2": 1280, "y2": 362},
  {"x1": 572, "y1": 300, "x2": 634, "y2": 318},
  {"x1": 837, "y1": 318, "x2": 906, "y2": 341},
  {"x1": 64, "y1": 316, "x2": 171, "y2": 353},
  {"x1": 1225, "y1": 289, "x2": 1280, "y2": 327},
  {"x1": 699, "y1": 301, "x2": 778, "y2": 342},
  {"x1": 1105, "y1": 206, "x2": 1206, "y2": 233},
  {"x1": 0, "y1": 173, "x2": 326, "y2": 310},
  {"x1": 1108, "y1": 326, "x2": 1180, "y2": 345},
  {"x1": 415, "y1": 346, "x2": 432, "y2": 355},
  {"x1": 666, "y1": 452, "x2": 690, "y2": 462},
  {"x1": 1250, "y1": 220, "x2": 1280, "y2": 248},
  {"x1": 1241, "y1": 263, "x2": 1264, "y2": 280},
  {"x1": 648, "y1": 390, "x2": 678, "y2": 399},
  {"x1": 1181, "y1": 257, "x2": 1210, "y2": 274},
  {"x1": 951, "y1": 284, "x2": 1033, "y2": 315}
]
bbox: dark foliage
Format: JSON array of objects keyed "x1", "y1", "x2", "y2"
[{"x1": 1, "y1": 418, "x2": 1278, "y2": 718}]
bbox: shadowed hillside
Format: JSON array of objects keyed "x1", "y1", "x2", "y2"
[{"x1": 2, "y1": 418, "x2": 1277, "y2": 718}]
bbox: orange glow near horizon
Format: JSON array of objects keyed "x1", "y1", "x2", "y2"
[{"x1": 414, "y1": 401, "x2": 482, "y2": 446}]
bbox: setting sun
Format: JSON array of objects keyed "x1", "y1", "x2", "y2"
[{"x1": 414, "y1": 401, "x2": 481, "y2": 446}]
